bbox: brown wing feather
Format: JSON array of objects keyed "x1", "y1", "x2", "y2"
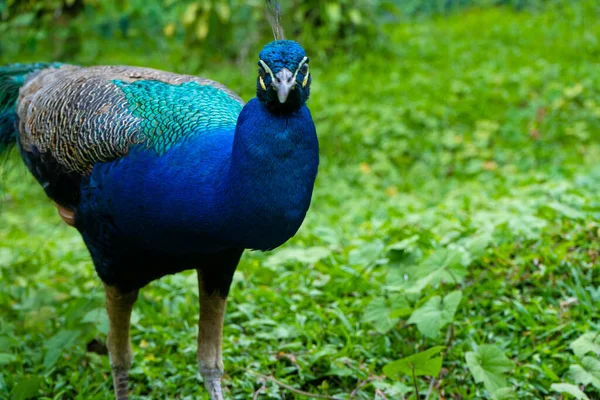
[{"x1": 17, "y1": 65, "x2": 243, "y2": 174}]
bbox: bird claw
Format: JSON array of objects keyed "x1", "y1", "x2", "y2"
[
  {"x1": 199, "y1": 361, "x2": 224, "y2": 400},
  {"x1": 205, "y1": 378, "x2": 224, "y2": 400}
]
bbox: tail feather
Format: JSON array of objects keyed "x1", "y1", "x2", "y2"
[{"x1": 0, "y1": 63, "x2": 61, "y2": 153}]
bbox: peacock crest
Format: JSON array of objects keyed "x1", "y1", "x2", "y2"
[{"x1": 266, "y1": 0, "x2": 285, "y2": 41}]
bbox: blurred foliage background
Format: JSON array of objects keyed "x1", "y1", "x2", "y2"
[
  {"x1": 0, "y1": 0, "x2": 562, "y2": 66},
  {"x1": 2, "y1": 0, "x2": 600, "y2": 399}
]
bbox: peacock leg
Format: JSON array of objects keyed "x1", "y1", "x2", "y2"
[
  {"x1": 104, "y1": 284, "x2": 139, "y2": 400},
  {"x1": 196, "y1": 250, "x2": 242, "y2": 400},
  {"x1": 197, "y1": 273, "x2": 227, "y2": 400}
]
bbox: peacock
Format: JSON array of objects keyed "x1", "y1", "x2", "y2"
[{"x1": 0, "y1": 3, "x2": 318, "y2": 399}]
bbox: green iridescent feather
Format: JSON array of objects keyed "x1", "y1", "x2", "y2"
[{"x1": 113, "y1": 80, "x2": 243, "y2": 154}]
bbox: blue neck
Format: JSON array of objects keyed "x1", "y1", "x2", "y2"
[{"x1": 223, "y1": 98, "x2": 319, "y2": 250}]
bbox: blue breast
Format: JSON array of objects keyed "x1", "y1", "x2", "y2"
[{"x1": 77, "y1": 98, "x2": 319, "y2": 255}]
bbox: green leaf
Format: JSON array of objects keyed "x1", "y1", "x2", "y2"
[
  {"x1": 43, "y1": 329, "x2": 80, "y2": 370},
  {"x1": 387, "y1": 235, "x2": 419, "y2": 252},
  {"x1": 325, "y1": 3, "x2": 342, "y2": 26},
  {"x1": 10, "y1": 12, "x2": 35, "y2": 27},
  {"x1": 383, "y1": 346, "x2": 445, "y2": 378},
  {"x1": 583, "y1": 356, "x2": 600, "y2": 379},
  {"x1": 371, "y1": 380, "x2": 412, "y2": 396},
  {"x1": 391, "y1": 249, "x2": 468, "y2": 293},
  {"x1": 502, "y1": 214, "x2": 547, "y2": 240},
  {"x1": 348, "y1": 9, "x2": 362, "y2": 25},
  {"x1": 463, "y1": 231, "x2": 493, "y2": 259},
  {"x1": 82, "y1": 308, "x2": 110, "y2": 335},
  {"x1": 542, "y1": 363, "x2": 561, "y2": 381},
  {"x1": 10, "y1": 377, "x2": 42, "y2": 400},
  {"x1": 407, "y1": 290, "x2": 462, "y2": 338},
  {"x1": 466, "y1": 345, "x2": 513, "y2": 393},
  {"x1": 348, "y1": 241, "x2": 384, "y2": 265},
  {"x1": 389, "y1": 302, "x2": 414, "y2": 319},
  {"x1": 492, "y1": 387, "x2": 516, "y2": 400},
  {"x1": 362, "y1": 296, "x2": 409, "y2": 334},
  {"x1": 182, "y1": 2, "x2": 199, "y2": 26},
  {"x1": 265, "y1": 246, "x2": 331, "y2": 267},
  {"x1": 0, "y1": 353, "x2": 16, "y2": 365},
  {"x1": 195, "y1": 17, "x2": 209, "y2": 40},
  {"x1": 214, "y1": 3, "x2": 231, "y2": 22},
  {"x1": 550, "y1": 383, "x2": 590, "y2": 400},
  {"x1": 570, "y1": 356, "x2": 600, "y2": 389},
  {"x1": 570, "y1": 332, "x2": 600, "y2": 358},
  {"x1": 546, "y1": 201, "x2": 585, "y2": 220}
]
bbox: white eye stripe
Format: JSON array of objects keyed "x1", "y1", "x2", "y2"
[
  {"x1": 292, "y1": 56, "x2": 309, "y2": 82},
  {"x1": 297, "y1": 56, "x2": 309, "y2": 69},
  {"x1": 258, "y1": 60, "x2": 276, "y2": 80}
]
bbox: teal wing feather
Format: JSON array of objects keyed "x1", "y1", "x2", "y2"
[
  {"x1": 17, "y1": 65, "x2": 243, "y2": 174},
  {"x1": 113, "y1": 80, "x2": 242, "y2": 154}
]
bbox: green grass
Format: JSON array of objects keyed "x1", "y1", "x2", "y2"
[{"x1": 1, "y1": 2, "x2": 600, "y2": 399}]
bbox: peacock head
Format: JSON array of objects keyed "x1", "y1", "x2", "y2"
[{"x1": 256, "y1": 40, "x2": 311, "y2": 114}]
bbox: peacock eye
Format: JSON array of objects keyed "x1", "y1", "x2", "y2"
[
  {"x1": 300, "y1": 64, "x2": 309, "y2": 75},
  {"x1": 258, "y1": 67, "x2": 266, "y2": 78}
]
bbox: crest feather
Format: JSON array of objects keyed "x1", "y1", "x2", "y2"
[{"x1": 266, "y1": 0, "x2": 285, "y2": 41}]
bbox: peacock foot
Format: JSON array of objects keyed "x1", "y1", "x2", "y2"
[{"x1": 199, "y1": 361, "x2": 224, "y2": 400}]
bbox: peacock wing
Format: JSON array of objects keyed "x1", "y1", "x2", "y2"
[{"x1": 17, "y1": 65, "x2": 244, "y2": 176}]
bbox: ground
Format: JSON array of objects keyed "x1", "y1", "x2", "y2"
[{"x1": 1, "y1": 2, "x2": 599, "y2": 399}]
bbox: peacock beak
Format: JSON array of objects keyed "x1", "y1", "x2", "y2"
[{"x1": 273, "y1": 68, "x2": 295, "y2": 103}]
